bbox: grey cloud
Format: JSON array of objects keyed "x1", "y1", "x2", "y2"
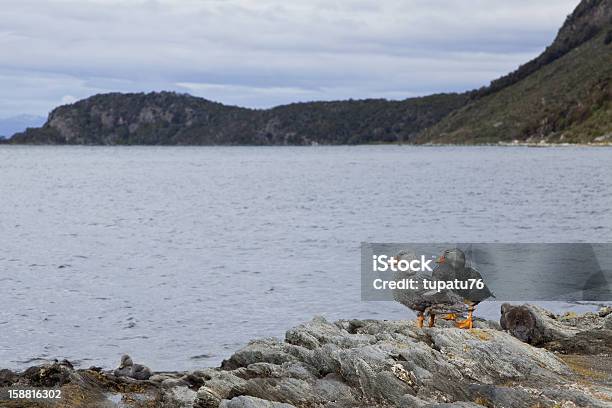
[{"x1": 0, "y1": 0, "x2": 579, "y2": 116}]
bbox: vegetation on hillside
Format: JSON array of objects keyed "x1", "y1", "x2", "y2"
[
  {"x1": 477, "y1": 0, "x2": 612, "y2": 98},
  {"x1": 9, "y1": 92, "x2": 468, "y2": 145},
  {"x1": 7, "y1": 0, "x2": 612, "y2": 145},
  {"x1": 419, "y1": 27, "x2": 612, "y2": 144}
]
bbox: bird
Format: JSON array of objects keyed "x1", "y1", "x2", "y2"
[
  {"x1": 432, "y1": 248, "x2": 494, "y2": 329},
  {"x1": 392, "y1": 250, "x2": 467, "y2": 328},
  {"x1": 113, "y1": 354, "x2": 152, "y2": 380}
]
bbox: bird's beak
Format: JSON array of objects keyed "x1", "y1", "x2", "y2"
[{"x1": 435, "y1": 255, "x2": 445, "y2": 264}]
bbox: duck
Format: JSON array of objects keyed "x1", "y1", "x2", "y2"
[
  {"x1": 432, "y1": 248, "x2": 494, "y2": 329},
  {"x1": 113, "y1": 354, "x2": 152, "y2": 380},
  {"x1": 392, "y1": 250, "x2": 467, "y2": 328}
]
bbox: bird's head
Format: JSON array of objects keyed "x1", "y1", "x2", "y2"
[
  {"x1": 435, "y1": 248, "x2": 465, "y2": 269},
  {"x1": 392, "y1": 250, "x2": 418, "y2": 277},
  {"x1": 119, "y1": 354, "x2": 133, "y2": 368}
]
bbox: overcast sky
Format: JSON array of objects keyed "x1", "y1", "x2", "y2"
[{"x1": 0, "y1": 0, "x2": 579, "y2": 118}]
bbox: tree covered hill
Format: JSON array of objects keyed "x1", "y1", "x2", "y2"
[
  {"x1": 419, "y1": 0, "x2": 612, "y2": 144},
  {"x1": 8, "y1": 92, "x2": 468, "y2": 145},
  {"x1": 7, "y1": 0, "x2": 612, "y2": 145}
]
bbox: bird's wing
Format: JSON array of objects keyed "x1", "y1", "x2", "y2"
[
  {"x1": 463, "y1": 266, "x2": 494, "y2": 302},
  {"x1": 432, "y1": 263, "x2": 454, "y2": 281}
]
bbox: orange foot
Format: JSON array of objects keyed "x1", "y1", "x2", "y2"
[
  {"x1": 442, "y1": 313, "x2": 458, "y2": 321},
  {"x1": 455, "y1": 317, "x2": 473, "y2": 329}
]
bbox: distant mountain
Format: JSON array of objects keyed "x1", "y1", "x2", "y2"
[
  {"x1": 0, "y1": 114, "x2": 46, "y2": 139},
  {"x1": 418, "y1": 0, "x2": 612, "y2": 144},
  {"x1": 6, "y1": 92, "x2": 468, "y2": 145},
  {"x1": 7, "y1": 0, "x2": 612, "y2": 145}
]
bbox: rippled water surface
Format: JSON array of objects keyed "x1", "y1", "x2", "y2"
[{"x1": 1, "y1": 146, "x2": 611, "y2": 370}]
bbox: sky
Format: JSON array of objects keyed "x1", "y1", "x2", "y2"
[{"x1": 0, "y1": 0, "x2": 580, "y2": 119}]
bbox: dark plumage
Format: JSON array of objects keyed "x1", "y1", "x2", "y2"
[
  {"x1": 113, "y1": 354, "x2": 152, "y2": 380},
  {"x1": 432, "y1": 248, "x2": 494, "y2": 328},
  {"x1": 392, "y1": 250, "x2": 467, "y2": 328},
  {"x1": 432, "y1": 248, "x2": 494, "y2": 304}
]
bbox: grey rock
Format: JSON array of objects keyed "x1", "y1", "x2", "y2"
[
  {"x1": 500, "y1": 303, "x2": 579, "y2": 345},
  {"x1": 501, "y1": 303, "x2": 612, "y2": 354},
  {"x1": 604, "y1": 312, "x2": 612, "y2": 329},
  {"x1": 219, "y1": 395, "x2": 296, "y2": 408},
  {"x1": 0, "y1": 368, "x2": 17, "y2": 386},
  {"x1": 424, "y1": 327, "x2": 569, "y2": 384},
  {"x1": 162, "y1": 378, "x2": 190, "y2": 388},
  {"x1": 312, "y1": 373, "x2": 358, "y2": 405},
  {"x1": 2, "y1": 305, "x2": 610, "y2": 408},
  {"x1": 199, "y1": 370, "x2": 248, "y2": 400},
  {"x1": 286, "y1": 315, "x2": 376, "y2": 349},
  {"x1": 195, "y1": 386, "x2": 223, "y2": 408},
  {"x1": 150, "y1": 373, "x2": 179, "y2": 383},
  {"x1": 243, "y1": 377, "x2": 318, "y2": 406},
  {"x1": 598, "y1": 306, "x2": 612, "y2": 318},
  {"x1": 222, "y1": 338, "x2": 297, "y2": 370},
  {"x1": 549, "y1": 328, "x2": 612, "y2": 355},
  {"x1": 161, "y1": 385, "x2": 198, "y2": 408}
]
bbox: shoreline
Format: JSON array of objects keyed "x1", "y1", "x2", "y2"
[
  {"x1": 1, "y1": 304, "x2": 610, "y2": 408},
  {"x1": 1, "y1": 141, "x2": 611, "y2": 147}
]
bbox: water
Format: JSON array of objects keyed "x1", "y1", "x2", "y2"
[{"x1": 0, "y1": 145, "x2": 611, "y2": 371}]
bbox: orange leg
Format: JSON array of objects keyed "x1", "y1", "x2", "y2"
[
  {"x1": 428, "y1": 314, "x2": 436, "y2": 327},
  {"x1": 416, "y1": 312, "x2": 424, "y2": 328},
  {"x1": 443, "y1": 313, "x2": 458, "y2": 321},
  {"x1": 456, "y1": 306, "x2": 474, "y2": 329}
]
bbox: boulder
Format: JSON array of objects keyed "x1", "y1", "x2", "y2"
[
  {"x1": 500, "y1": 303, "x2": 612, "y2": 354},
  {"x1": 219, "y1": 395, "x2": 296, "y2": 408}
]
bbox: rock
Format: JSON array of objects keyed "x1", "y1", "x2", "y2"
[
  {"x1": 150, "y1": 373, "x2": 180, "y2": 383},
  {"x1": 2, "y1": 307, "x2": 610, "y2": 407},
  {"x1": 22, "y1": 360, "x2": 74, "y2": 387},
  {"x1": 221, "y1": 338, "x2": 297, "y2": 370},
  {"x1": 219, "y1": 395, "x2": 296, "y2": 408},
  {"x1": 500, "y1": 303, "x2": 612, "y2": 354},
  {"x1": 161, "y1": 385, "x2": 198, "y2": 408},
  {"x1": 194, "y1": 370, "x2": 248, "y2": 407},
  {"x1": 598, "y1": 306, "x2": 612, "y2": 318},
  {"x1": 243, "y1": 377, "x2": 318, "y2": 406},
  {"x1": 208, "y1": 314, "x2": 606, "y2": 407},
  {"x1": 500, "y1": 303, "x2": 579, "y2": 345},
  {"x1": 312, "y1": 373, "x2": 358, "y2": 405},
  {"x1": 286, "y1": 315, "x2": 376, "y2": 350},
  {"x1": 195, "y1": 386, "x2": 223, "y2": 408},
  {"x1": 0, "y1": 369, "x2": 17, "y2": 386},
  {"x1": 425, "y1": 327, "x2": 569, "y2": 384},
  {"x1": 162, "y1": 377, "x2": 190, "y2": 388},
  {"x1": 604, "y1": 312, "x2": 612, "y2": 329},
  {"x1": 547, "y1": 328, "x2": 612, "y2": 355}
]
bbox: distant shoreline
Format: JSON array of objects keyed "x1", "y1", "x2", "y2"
[{"x1": 2, "y1": 141, "x2": 611, "y2": 147}]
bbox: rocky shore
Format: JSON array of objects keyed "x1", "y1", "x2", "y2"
[{"x1": 1, "y1": 304, "x2": 610, "y2": 408}]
